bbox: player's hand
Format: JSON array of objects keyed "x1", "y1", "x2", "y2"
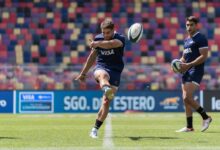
[
  {"x1": 179, "y1": 63, "x2": 191, "y2": 73},
  {"x1": 89, "y1": 39, "x2": 99, "y2": 48},
  {"x1": 75, "y1": 74, "x2": 87, "y2": 82}
]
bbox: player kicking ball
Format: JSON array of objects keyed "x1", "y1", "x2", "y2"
[
  {"x1": 75, "y1": 19, "x2": 125, "y2": 138},
  {"x1": 175, "y1": 16, "x2": 212, "y2": 132}
]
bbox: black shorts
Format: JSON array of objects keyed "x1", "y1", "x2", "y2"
[
  {"x1": 182, "y1": 69, "x2": 204, "y2": 85},
  {"x1": 93, "y1": 65, "x2": 121, "y2": 87}
]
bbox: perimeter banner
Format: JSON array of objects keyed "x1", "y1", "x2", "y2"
[
  {"x1": 15, "y1": 90, "x2": 203, "y2": 113},
  {"x1": 54, "y1": 90, "x2": 201, "y2": 113},
  {"x1": 16, "y1": 91, "x2": 54, "y2": 113},
  {"x1": 203, "y1": 91, "x2": 220, "y2": 112},
  {"x1": 0, "y1": 91, "x2": 13, "y2": 113}
]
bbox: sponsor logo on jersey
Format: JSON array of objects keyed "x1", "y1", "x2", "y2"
[
  {"x1": 183, "y1": 48, "x2": 192, "y2": 54},
  {"x1": 188, "y1": 40, "x2": 194, "y2": 45},
  {"x1": 100, "y1": 49, "x2": 115, "y2": 55}
]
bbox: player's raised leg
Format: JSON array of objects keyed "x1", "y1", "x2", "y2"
[
  {"x1": 89, "y1": 69, "x2": 117, "y2": 138},
  {"x1": 94, "y1": 69, "x2": 115, "y2": 100}
]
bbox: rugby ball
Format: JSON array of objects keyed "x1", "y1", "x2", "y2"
[
  {"x1": 171, "y1": 59, "x2": 182, "y2": 73},
  {"x1": 128, "y1": 23, "x2": 143, "y2": 43}
]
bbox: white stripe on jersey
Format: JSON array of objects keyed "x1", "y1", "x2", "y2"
[{"x1": 199, "y1": 46, "x2": 208, "y2": 50}]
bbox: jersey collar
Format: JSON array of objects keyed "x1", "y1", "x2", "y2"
[{"x1": 192, "y1": 32, "x2": 199, "y2": 37}]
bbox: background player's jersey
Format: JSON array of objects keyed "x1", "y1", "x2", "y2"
[
  {"x1": 94, "y1": 32, "x2": 125, "y2": 73},
  {"x1": 183, "y1": 32, "x2": 208, "y2": 71}
]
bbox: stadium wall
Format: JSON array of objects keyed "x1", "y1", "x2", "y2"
[{"x1": 1, "y1": 90, "x2": 219, "y2": 114}]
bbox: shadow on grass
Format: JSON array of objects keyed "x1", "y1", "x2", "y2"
[
  {"x1": 114, "y1": 136, "x2": 179, "y2": 141},
  {"x1": 0, "y1": 137, "x2": 21, "y2": 140},
  {"x1": 205, "y1": 131, "x2": 220, "y2": 134}
]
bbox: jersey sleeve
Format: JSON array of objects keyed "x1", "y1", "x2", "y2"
[
  {"x1": 115, "y1": 34, "x2": 125, "y2": 48},
  {"x1": 94, "y1": 37, "x2": 98, "y2": 41},
  {"x1": 92, "y1": 34, "x2": 102, "y2": 51},
  {"x1": 94, "y1": 34, "x2": 102, "y2": 41},
  {"x1": 197, "y1": 36, "x2": 208, "y2": 49}
]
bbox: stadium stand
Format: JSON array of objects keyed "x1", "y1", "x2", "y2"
[{"x1": 0, "y1": 0, "x2": 219, "y2": 90}]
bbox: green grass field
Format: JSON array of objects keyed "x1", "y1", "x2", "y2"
[{"x1": 0, "y1": 113, "x2": 219, "y2": 150}]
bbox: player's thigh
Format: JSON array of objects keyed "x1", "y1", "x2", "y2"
[
  {"x1": 94, "y1": 68, "x2": 110, "y2": 81},
  {"x1": 182, "y1": 70, "x2": 203, "y2": 88},
  {"x1": 182, "y1": 82, "x2": 198, "y2": 98}
]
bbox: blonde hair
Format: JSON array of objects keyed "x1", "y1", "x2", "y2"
[{"x1": 100, "y1": 19, "x2": 114, "y2": 29}]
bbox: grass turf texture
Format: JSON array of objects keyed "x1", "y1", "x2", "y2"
[{"x1": 0, "y1": 113, "x2": 219, "y2": 150}]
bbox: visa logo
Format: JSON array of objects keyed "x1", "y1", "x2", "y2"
[
  {"x1": 22, "y1": 94, "x2": 35, "y2": 100},
  {"x1": 100, "y1": 49, "x2": 114, "y2": 55}
]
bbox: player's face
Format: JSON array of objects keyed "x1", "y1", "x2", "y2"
[
  {"x1": 186, "y1": 21, "x2": 197, "y2": 36},
  {"x1": 101, "y1": 28, "x2": 114, "y2": 40}
]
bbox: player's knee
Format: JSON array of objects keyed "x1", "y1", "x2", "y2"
[
  {"x1": 99, "y1": 73, "x2": 109, "y2": 81},
  {"x1": 183, "y1": 97, "x2": 189, "y2": 104},
  {"x1": 183, "y1": 95, "x2": 193, "y2": 104}
]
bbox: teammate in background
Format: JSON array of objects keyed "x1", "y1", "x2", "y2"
[
  {"x1": 175, "y1": 16, "x2": 212, "y2": 132},
  {"x1": 75, "y1": 19, "x2": 125, "y2": 138}
]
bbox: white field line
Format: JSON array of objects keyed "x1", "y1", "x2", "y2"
[{"x1": 103, "y1": 113, "x2": 114, "y2": 148}]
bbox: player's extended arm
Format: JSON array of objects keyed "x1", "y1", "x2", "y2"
[
  {"x1": 188, "y1": 48, "x2": 208, "y2": 67},
  {"x1": 75, "y1": 49, "x2": 97, "y2": 82},
  {"x1": 90, "y1": 39, "x2": 123, "y2": 49},
  {"x1": 180, "y1": 48, "x2": 208, "y2": 72}
]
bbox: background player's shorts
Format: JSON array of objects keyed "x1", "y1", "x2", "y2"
[
  {"x1": 182, "y1": 69, "x2": 204, "y2": 86},
  {"x1": 93, "y1": 65, "x2": 121, "y2": 87}
]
